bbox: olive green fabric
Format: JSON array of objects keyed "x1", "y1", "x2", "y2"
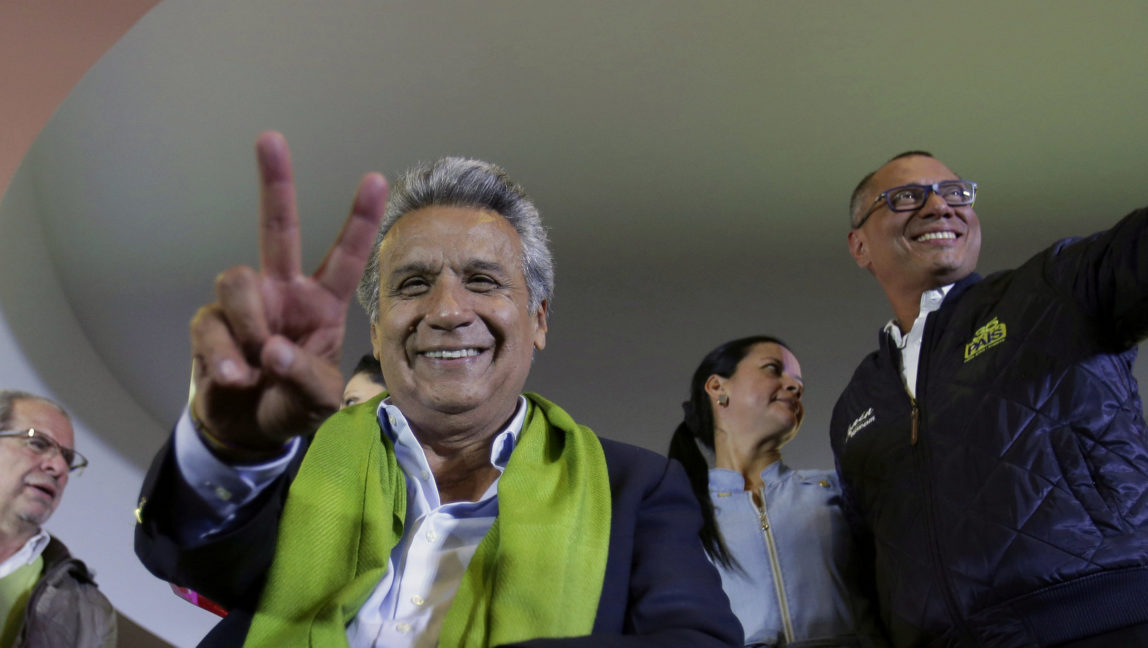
[
  {"x1": 245, "y1": 393, "x2": 611, "y2": 647},
  {"x1": 0, "y1": 555, "x2": 42, "y2": 648}
]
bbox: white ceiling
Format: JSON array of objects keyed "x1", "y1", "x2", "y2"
[{"x1": 14, "y1": 0, "x2": 1148, "y2": 468}]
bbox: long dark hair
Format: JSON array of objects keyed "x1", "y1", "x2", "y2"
[{"x1": 668, "y1": 335, "x2": 791, "y2": 568}]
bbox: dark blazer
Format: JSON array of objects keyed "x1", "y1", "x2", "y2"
[{"x1": 135, "y1": 426, "x2": 742, "y2": 648}]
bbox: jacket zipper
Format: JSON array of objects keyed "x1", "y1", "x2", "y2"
[
  {"x1": 910, "y1": 314, "x2": 976, "y2": 644},
  {"x1": 751, "y1": 491, "x2": 794, "y2": 644},
  {"x1": 909, "y1": 394, "x2": 919, "y2": 445}
]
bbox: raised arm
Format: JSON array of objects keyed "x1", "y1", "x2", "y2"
[
  {"x1": 189, "y1": 131, "x2": 387, "y2": 459},
  {"x1": 1043, "y1": 206, "x2": 1148, "y2": 347}
]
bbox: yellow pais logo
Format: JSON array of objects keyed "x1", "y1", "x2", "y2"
[{"x1": 964, "y1": 317, "x2": 1007, "y2": 362}]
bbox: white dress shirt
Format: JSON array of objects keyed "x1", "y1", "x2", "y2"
[
  {"x1": 172, "y1": 396, "x2": 527, "y2": 648},
  {"x1": 0, "y1": 529, "x2": 49, "y2": 579},
  {"x1": 883, "y1": 285, "x2": 952, "y2": 398}
]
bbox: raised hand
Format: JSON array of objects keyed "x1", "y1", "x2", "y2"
[{"x1": 188, "y1": 132, "x2": 387, "y2": 458}]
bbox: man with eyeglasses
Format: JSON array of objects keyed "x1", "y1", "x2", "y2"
[
  {"x1": 829, "y1": 151, "x2": 1148, "y2": 647},
  {"x1": 0, "y1": 390, "x2": 116, "y2": 648}
]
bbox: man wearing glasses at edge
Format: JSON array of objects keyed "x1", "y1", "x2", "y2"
[
  {"x1": 0, "y1": 390, "x2": 116, "y2": 647},
  {"x1": 830, "y1": 151, "x2": 1148, "y2": 647}
]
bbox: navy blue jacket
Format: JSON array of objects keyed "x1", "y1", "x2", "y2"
[
  {"x1": 831, "y1": 208, "x2": 1148, "y2": 647},
  {"x1": 135, "y1": 423, "x2": 742, "y2": 647}
]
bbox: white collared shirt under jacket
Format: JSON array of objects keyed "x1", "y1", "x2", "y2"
[{"x1": 173, "y1": 396, "x2": 526, "y2": 648}]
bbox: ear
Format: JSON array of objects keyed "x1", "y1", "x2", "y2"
[
  {"x1": 369, "y1": 321, "x2": 382, "y2": 357},
  {"x1": 703, "y1": 374, "x2": 725, "y2": 401},
  {"x1": 532, "y1": 300, "x2": 549, "y2": 351},
  {"x1": 848, "y1": 229, "x2": 870, "y2": 270}
]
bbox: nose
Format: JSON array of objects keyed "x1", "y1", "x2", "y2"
[
  {"x1": 424, "y1": 278, "x2": 474, "y2": 330},
  {"x1": 39, "y1": 448, "x2": 68, "y2": 479},
  {"x1": 920, "y1": 189, "x2": 956, "y2": 218},
  {"x1": 783, "y1": 378, "x2": 803, "y2": 399}
]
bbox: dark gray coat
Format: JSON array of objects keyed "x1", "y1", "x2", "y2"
[{"x1": 17, "y1": 537, "x2": 116, "y2": 648}]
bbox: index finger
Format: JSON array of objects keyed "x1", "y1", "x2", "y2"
[{"x1": 256, "y1": 131, "x2": 302, "y2": 280}]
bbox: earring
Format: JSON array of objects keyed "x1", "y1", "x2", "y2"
[{"x1": 717, "y1": 394, "x2": 729, "y2": 407}]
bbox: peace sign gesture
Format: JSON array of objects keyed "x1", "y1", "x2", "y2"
[{"x1": 188, "y1": 132, "x2": 387, "y2": 460}]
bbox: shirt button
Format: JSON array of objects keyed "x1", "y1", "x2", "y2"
[
  {"x1": 396, "y1": 622, "x2": 411, "y2": 633},
  {"x1": 420, "y1": 470, "x2": 430, "y2": 480},
  {"x1": 411, "y1": 595, "x2": 425, "y2": 607},
  {"x1": 204, "y1": 482, "x2": 233, "y2": 501},
  {"x1": 426, "y1": 530, "x2": 439, "y2": 542},
  {"x1": 388, "y1": 415, "x2": 397, "y2": 427}
]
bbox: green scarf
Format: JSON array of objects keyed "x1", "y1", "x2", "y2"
[
  {"x1": 0, "y1": 555, "x2": 42, "y2": 648},
  {"x1": 245, "y1": 393, "x2": 611, "y2": 647}
]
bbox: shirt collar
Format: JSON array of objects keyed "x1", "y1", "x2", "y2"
[
  {"x1": 0, "y1": 529, "x2": 49, "y2": 579},
  {"x1": 708, "y1": 461, "x2": 789, "y2": 492},
  {"x1": 884, "y1": 284, "x2": 953, "y2": 348},
  {"x1": 377, "y1": 395, "x2": 527, "y2": 473}
]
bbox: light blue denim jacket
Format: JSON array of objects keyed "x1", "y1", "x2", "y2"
[{"x1": 709, "y1": 462, "x2": 861, "y2": 647}]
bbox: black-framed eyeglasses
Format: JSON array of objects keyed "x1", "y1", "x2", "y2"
[
  {"x1": 854, "y1": 180, "x2": 978, "y2": 229},
  {"x1": 0, "y1": 428, "x2": 88, "y2": 474}
]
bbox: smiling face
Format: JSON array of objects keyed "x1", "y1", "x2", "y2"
[
  {"x1": 369, "y1": 206, "x2": 547, "y2": 436},
  {"x1": 0, "y1": 399, "x2": 73, "y2": 537},
  {"x1": 848, "y1": 155, "x2": 981, "y2": 299},
  {"x1": 709, "y1": 342, "x2": 804, "y2": 451}
]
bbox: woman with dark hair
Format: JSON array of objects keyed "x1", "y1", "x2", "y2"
[{"x1": 669, "y1": 336, "x2": 869, "y2": 647}]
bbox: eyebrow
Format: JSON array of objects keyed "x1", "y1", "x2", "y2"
[
  {"x1": 464, "y1": 259, "x2": 510, "y2": 275},
  {"x1": 387, "y1": 258, "x2": 511, "y2": 281},
  {"x1": 387, "y1": 260, "x2": 439, "y2": 280},
  {"x1": 761, "y1": 357, "x2": 804, "y2": 384}
]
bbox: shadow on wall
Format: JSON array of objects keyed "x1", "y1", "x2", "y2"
[{"x1": 0, "y1": 166, "x2": 163, "y2": 470}]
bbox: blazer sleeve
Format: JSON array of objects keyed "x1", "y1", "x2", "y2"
[
  {"x1": 133, "y1": 434, "x2": 302, "y2": 610},
  {"x1": 505, "y1": 440, "x2": 743, "y2": 648}
]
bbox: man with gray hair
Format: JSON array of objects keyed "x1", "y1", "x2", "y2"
[
  {"x1": 134, "y1": 132, "x2": 741, "y2": 647},
  {"x1": 0, "y1": 390, "x2": 115, "y2": 647}
]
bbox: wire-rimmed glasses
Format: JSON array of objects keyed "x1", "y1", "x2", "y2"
[{"x1": 0, "y1": 428, "x2": 88, "y2": 474}]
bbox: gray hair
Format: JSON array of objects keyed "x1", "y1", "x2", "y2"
[
  {"x1": 0, "y1": 390, "x2": 69, "y2": 429},
  {"x1": 356, "y1": 157, "x2": 554, "y2": 322}
]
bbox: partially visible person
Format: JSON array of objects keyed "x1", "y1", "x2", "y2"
[
  {"x1": 669, "y1": 337, "x2": 881, "y2": 647},
  {"x1": 0, "y1": 390, "x2": 116, "y2": 648},
  {"x1": 341, "y1": 353, "x2": 385, "y2": 409}
]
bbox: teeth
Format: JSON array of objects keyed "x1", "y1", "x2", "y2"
[
  {"x1": 423, "y1": 349, "x2": 480, "y2": 359},
  {"x1": 916, "y1": 231, "x2": 957, "y2": 242}
]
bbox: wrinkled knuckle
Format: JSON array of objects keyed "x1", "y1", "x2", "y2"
[
  {"x1": 189, "y1": 304, "x2": 222, "y2": 335},
  {"x1": 215, "y1": 266, "x2": 257, "y2": 294}
]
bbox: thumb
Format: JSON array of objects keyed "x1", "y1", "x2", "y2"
[{"x1": 259, "y1": 335, "x2": 345, "y2": 434}]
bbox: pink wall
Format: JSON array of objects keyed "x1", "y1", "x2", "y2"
[{"x1": 0, "y1": 0, "x2": 161, "y2": 197}]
